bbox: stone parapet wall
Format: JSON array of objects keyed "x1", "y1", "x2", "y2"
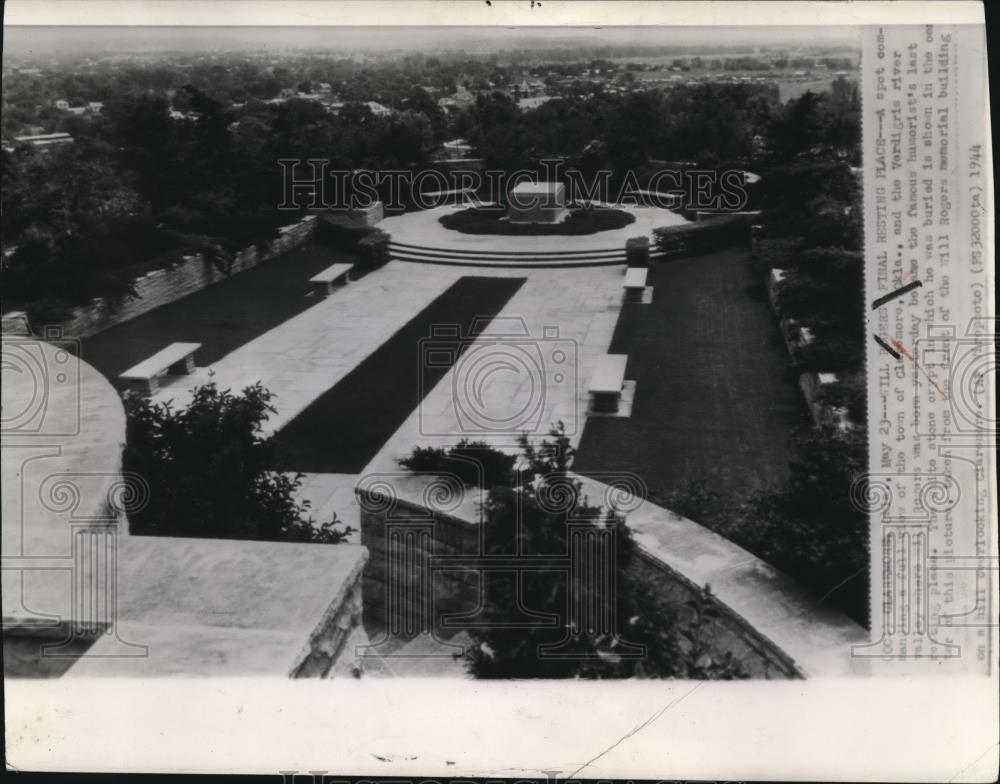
[
  {"x1": 291, "y1": 554, "x2": 368, "y2": 678},
  {"x1": 18, "y1": 216, "x2": 317, "y2": 340},
  {"x1": 355, "y1": 475, "x2": 865, "y2": 677}
]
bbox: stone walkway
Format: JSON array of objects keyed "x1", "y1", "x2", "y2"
[
  {"x1": 152, "y1": 257, "x2": 630, "y2": 460},
  {"x1": 291, "y1": 472, "x2": 363, "y2": 544},
  {"x1": 279, "y1": 258, "x2": 632, "y2": 595},
  {"x1": 362, "y1": 263, "x2": 628, "y2": 472},
  {"x1": 151, "y1": 262, "x2": 466, "y2": 436},
  {"x1": 133, "y1": 245, "x2": 868, "y2": 678}
]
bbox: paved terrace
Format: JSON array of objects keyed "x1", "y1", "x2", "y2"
[
  {"x1": 379, "y1": 203, "x2": 688, "y2": 255},
  {"x1": 1, "y1": 339, "x2": 368, "y2": 678},
  {"x1": 184, "y1": 254, "x2": 863, "y2": 677},
  {"x1": 25, "y1": 236, "x2": 867, "y2": 676},
  {"x1": 148, "y1": 259, "x2": 625, "y2": 450}
]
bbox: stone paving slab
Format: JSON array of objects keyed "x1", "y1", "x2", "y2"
[
  {"x1": 290, "y1": 472, "x2": 363, "y2": 544},
  {"x1": 379, "y1": 204, "x2": 688, "y2": 254},
  {"x1": 150, "y1": 262, "x2": 464, "y2": 436},
  {"x1": 363, "y1": 264, "x2": 629, "y2": 473}
]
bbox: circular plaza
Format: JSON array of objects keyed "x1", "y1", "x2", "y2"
[{"x1": 380, "y1": 202, "x2": 690, "y2": 267}]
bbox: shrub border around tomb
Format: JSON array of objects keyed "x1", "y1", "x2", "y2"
[{"x1": 438, "y1": 205, "x2": 636, "y2": 236}]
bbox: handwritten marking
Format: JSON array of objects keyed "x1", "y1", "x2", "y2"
[
  {"x1": 890, "y1": 338, "x2": 949, "y2": 399},
  {"x1": 871, "y1": 280, "x2": 923, "y2": 310},
  {"x1": 874, "y1": 333, "x2": 901, "y2": 359}
]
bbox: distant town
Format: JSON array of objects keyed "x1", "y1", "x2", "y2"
[
  {"x1": 3, "y1": 27, "x2": 867, "y2": 682},
  {"x1": 3, "y1": 41, "x2": 857, "y2": 149}
]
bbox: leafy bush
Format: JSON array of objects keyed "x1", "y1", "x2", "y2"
[
  {"x1": 356, "y1": 228, "x2": 391, "y2": 271},
  {"x1": 773, "y1": 271, "x2": 834, "y2": 320},
  {"x1": 657, "y1": 427, "x2": 869, "y2": 626},
  {"x1": 25, "y1": 294, "x2": 75, "y2": 327},
  {"x1": 750, "y1": 235, "x2": 805, "y2": 277},
  {"x1": 466, "y1": 425, "x2": 748, "y2": 679},
  {"x1": 3, "y1": 231, "x2": 137, "y2": 312},
  {"x1": 438, "y1": 205, "x2": 635, "y2": 236},
  {"x1": 625, "y1": 235, "x2": 650, "y2": 267},
  {"x1": 653, "y1": 213, "x2": 752, "y2": 258},
  {"x1": 792, "y1": 334, "x2": 865, "y2": 374},
  {"x1": 814, "y1": 370, "x2": 866, "y2": 424},
  {"x1": 316, "y1": 218, "x2": 376, "y2": 248},
  {"x1": 398, "y1": 439, "x2": 517, "y2": 488},
  {"x1": 123, "y1": 381, "x2": 354, "y2": 544}
]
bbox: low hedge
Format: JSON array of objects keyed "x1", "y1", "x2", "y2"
[
  {"x1": 398, "y1": 440, "x2": 517, "y2": 488},
  {"x1": 625, "y1": 236, "x2": 650, "y2": 267},
  {"x1": 439, "y1": 205, "x2": 635, "y2": 236},
  {"x1": 356, "y1": 229, "x2": 391, "y2": 271},
  {"x1": 315, "y1": 218, "x2": 376, "y2": 248},
  {"x1": 653, "y1": 213, "x2": 753, "y2": 258}
]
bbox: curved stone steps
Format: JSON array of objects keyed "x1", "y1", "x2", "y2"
[
  {"x1": 389, "y1": 239, "x2": 627, "y2": 259},
  {"x1": 388, "y1": 241, "x2": 668, "y2": 268}
]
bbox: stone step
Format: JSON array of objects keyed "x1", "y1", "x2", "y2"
[
  {"x1": 389, "y1": 239, "x2": 630, "y2": 259},
  {"x1": 389, "y1": 250, "x2": 627, "y2": 268}
]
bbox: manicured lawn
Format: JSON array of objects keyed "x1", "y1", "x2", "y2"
[
  {"x1": 574, "y1": 244, "x2": 811, "y2": 508},
  {"x1": 80, "y1": 243, "x2": 356, "y2": 383},
  {"x1": 271, "y1": 276, "x2": 526, "y2": 473}
]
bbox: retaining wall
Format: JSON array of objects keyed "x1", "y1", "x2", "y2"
[
  {"x1": 356, "y1": 475, "x2": 866, "y2": 678},
  {"x1": 19, "y1": 216, "x2": 317, "y2": 339}
]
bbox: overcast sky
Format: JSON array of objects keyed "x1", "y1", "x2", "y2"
[{"x1": 3, "y1": 25, "x2": 860, "y2": 58}]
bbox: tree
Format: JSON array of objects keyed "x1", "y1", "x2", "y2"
[
  {"x1": 769, "y1": 90, "x2": 824, "y2": 160},
  {"x1": 820, "y1": 77, "x2": 861, "y2": 162},
  {"x1": 123, "y1": 382, "x2": 354, "y2": 544},
  {"x1": 467, "y1": 426, "x2": 747, "y2": 679},
  {"x1": 373, "y1": 110, "x2": 433, "y2": 168},
  {"x1": 729, "y1": 427, "x2": 869, "y2": 625}
]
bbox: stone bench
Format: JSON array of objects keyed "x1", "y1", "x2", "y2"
[
  {"x1": 120, "y1": 342, "x2": 201, "y2": 396},
  {"x1": 623, "y1": 267, "x2": 649, "y2": 302},
  {"x1": 588, "y1": 354, "x2": 629, "y2": 413},
  {"x1": 309, "y1": 262, "x2": 354, "y2": 295}
]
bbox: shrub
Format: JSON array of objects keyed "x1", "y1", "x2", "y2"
[
  {"x1": 653, "y1": 213, "x2": 751, "y2": 258},
  {"x1": 750, "y1": 235, "x2": 805, "y2": 277},
  {"x1": 773, "y1": 271, "x2": 833, "y2": 320},
  {"x1": 25, "y1": 294, "x2": 74, "y2": 327},
  {"x1": 438, "y1": 205, "x2": 635, "y2": 236},
  {"x1": 792, "y1": 335, "x2": 865, "y2": 373},
  {"x1": 664, "y1": 426, "x2": 869, "y2": 626},
  {"x1": 466, "y1": 425, "x2": 748, "y2": 679},
  {"x1": 356, "y1": 228, "x2": 391, "y2": 271},
  {"x1": 123, "y1": 381, "x2": 354, "y2": 544},
  {"x1": 316, "y1": 218, "x2": 375, "y2": 248},
  {"x1": 625, "y1": 235, "x2": 650, "y2": 267},
  {"x1": 398, "y1": 439, "x2": 516, "y2": 488}
]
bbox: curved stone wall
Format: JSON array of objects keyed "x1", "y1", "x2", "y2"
[
  {"x1": 357, "y1": 472, "x2": 869, "y2": 678},
  {"x1": 2, "y1": 337, "x2": 369, "y2": 678}
]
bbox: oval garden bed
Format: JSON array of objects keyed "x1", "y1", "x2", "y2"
[{"x1": 439, "y1": 205, "x2": 636, "y2": 236}]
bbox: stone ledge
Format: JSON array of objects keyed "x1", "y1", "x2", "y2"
[{"x1": 357, "y1": 471, "x2": 869, "y2": 677}]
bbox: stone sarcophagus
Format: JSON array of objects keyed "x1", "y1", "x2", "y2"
[{"x1": 506, "y1": 181, "x2": 567, "y2": 223}]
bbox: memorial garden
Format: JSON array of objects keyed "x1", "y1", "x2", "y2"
[{"x1": 3, "y1": 51, "x2": 867, "y2": 677}]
